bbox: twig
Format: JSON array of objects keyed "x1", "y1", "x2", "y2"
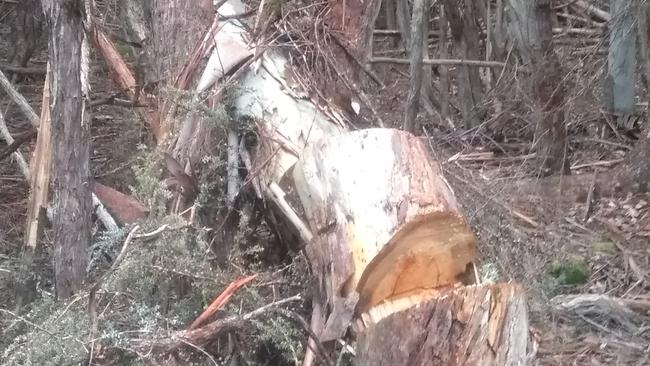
[
  {"x1": 137, "y1": 294, "x2": 302, "y2": 353},
  {"x1": 0, "y1": 63, "x2": 47, "y2": 75},
  {"x1": 582, "y1": 173, "x2": 596, "y2": 222},
  {"x1": 177, "y1": 339, "x2": 219, "y2": 366},
  {"x1": 0, "y1": 128, "x2": 37, "y2": 162},
  {"x1": 0, "y1": 69, "x2": 40, "y2": 126},
  {"x1": 275, "y1": 309, "x2": 334, "y2": 366},
  {"x1": 570, "y1": 159, "x2": 623, "y2": 170},
  {"x1": 370, "y1": 57, "x2": 508, "y2": 68},
  {"x1": 88, "y1": 225, "x2": 140, "y2": 352},
  {"x1": 0, "y1": 109, "x2": 31, "y2": 178},
  {"x1": 188, "y1": 274, "x2": 258, "y2": 330}
]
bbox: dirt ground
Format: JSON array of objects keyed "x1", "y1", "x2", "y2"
[{"x1": 1, "y1": 3, "x2": 650, "y2": 365}]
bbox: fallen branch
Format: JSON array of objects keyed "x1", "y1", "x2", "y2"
[
  {"x1": 0, "y1": 110, "x2": 31, "y2": 177},
  {"x1": 572, "y1": 0, "x2": 611, "y2": 22},
  {"x1": 370, "y1": 57, "x2": 508, "y2": 68},
  {"x1": 134, "y1": 294, "x2": 302, "y2": 354},
  {"x1": 188, "y1": 274, "x2": 258, "y2": 330},
  {"x1": 0, "y1": 69, "x2": 40, "y2": 126},
  {"x1": 0, "y1": 63, "x2": 47, "y2": 76}
]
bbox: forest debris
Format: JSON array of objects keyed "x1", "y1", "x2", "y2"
[
  {"x1": 551, "y1": 294, "x2": 647, "y2": 333},
  {"x1": 91, "y1": 182, "x2": 148, "y2": 226},
  {"x1": 135, "y1": 294, "x2": 302, "y2": 354},
  {"x1": 188, "y1": 274, "x2": 257, "y2": 330}
]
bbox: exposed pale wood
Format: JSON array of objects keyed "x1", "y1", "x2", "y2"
[
  {"x1": 356, "y1": 284, "x2": 529, "y2": 366},
  {"x1": 25, "y1": 66, "x2": 52, "y2": 251},
  {"x1": 293, "y1": 129, "x2": 477, "y2": 317}
]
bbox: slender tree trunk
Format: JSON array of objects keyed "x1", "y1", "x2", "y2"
[
  {"x1": 442, "y1": 0, "x2": 483, "y2": 128},
  {"x1": 606, "y1": 0, "x2": 637, "y2": 128},
  {"x1": 508, "y1": 0, "x2": 568, "y2": 175},
  {"x1": 42, "y1": 0, "x2": 91, "y2": 299},
  {"x1": 404, "y1": 0, "x2": 428, "y2": 132},
  {"x1": 618, "y1": 1, "x2": 650, "y2": 192}
]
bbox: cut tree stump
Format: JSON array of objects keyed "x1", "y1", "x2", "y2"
[{"x1": 356, "y1": 283, "x2": 528, "y2": 365}]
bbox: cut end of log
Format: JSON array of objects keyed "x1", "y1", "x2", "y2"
[
  {"x1": 355, "y1": 212, "x2": 477, "y2": 314},
  {"x1": 354, "y1": 283, "x2": 529, "y2": 366}
]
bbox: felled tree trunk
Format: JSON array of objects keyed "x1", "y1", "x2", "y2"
[
  {"x1": 289, "y1": 129, "x2": 528, "y2": 365},
  {"x1": 143, "y1": 1, "x2": 530, "y2": 361}
]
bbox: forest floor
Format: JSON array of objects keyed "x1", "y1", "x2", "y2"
[{"x1": 1, "y1": 7, "x2": 650, "y2": 366}]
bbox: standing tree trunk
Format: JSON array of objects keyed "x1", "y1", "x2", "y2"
[
  {"x1": 404, "y1": 0, "x2": 428, "y2": 132},
  {"x1": 42, "y1": 0, "x2": 91, "y2": 299},
  {"x1": 508, "y1": 0, "x2": 568, "y2": 175},
  {"x1": 442, "y1": 0, "x2": 483, "y2": 128},
  {"x1": 606, "y1": 0, "x2": 637, "y2": 128},
  {"x1": 618, "y1": 1, "x2": 650, "y2": 192}
]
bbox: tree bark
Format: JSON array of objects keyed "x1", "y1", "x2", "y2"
[
  {"x1": 404, "y1": 0, "x2": 428, "y2": 132},
  {"x1": 606, "y1": 0, "x2": 637, "y2": 127},
  {"x1": 42, "y1": 0, "x2": 91, "y2": 299},
  {"x1": 508, "y1": 0, "x2": 568, "y2": 175},
  {"x1": 617, "y1": 1, "x2": 650, "y2": 192},
  {"x1": 442, "y1": 0, "x2": 483, "y2": 128}
]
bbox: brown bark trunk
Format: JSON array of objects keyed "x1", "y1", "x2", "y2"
[
  {"x1": 531, "y1": 0, "x2": 568, "y2": 175},
  {"x1": 404, "y1": 0, "x2": 428, "y2": 132},
  {"x1": 42, "y1": 0, "x2": 91, "y2": 299},
  {"x1": 442, "y1": 0, "x2": 483, "y2": 128}
]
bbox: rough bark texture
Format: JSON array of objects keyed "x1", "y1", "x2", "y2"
[
  {"x1": 356, "y1": 284, "x2": 529, "y2": 366},
  {"x1": 404, "y1": 0, "x2": 427, "y2": 132},
  {"x1": 442, "y1": 0, "x2": 483, "y2": 128},
  {"x1": 509, "y1": 0, "x2": 568, "y2": 175},
  {"x1": 6, "y1": 0, "x2": 44, "y2": 74},
  {"x1": 42, "y1": 0, "x2": 91, "y2": 299}
]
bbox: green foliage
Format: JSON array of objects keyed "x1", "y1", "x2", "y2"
[
  {"x1": 548, "y1": 257, "x2": 591, "y2": 286},
  {"x1": 252, "y1": 315, "x2": 304, "y2": 366},
  {"x1": 1, "y1": 297, "x2": 88, "y2": 366}
]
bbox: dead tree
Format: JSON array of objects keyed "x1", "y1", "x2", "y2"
[
  {"x1": 441, "y1": 0, "x2": 483, "y2": 128},
  {"x1": 42, "y1": 0, "x2": 91, "y2": 299},
  {"x1": 507, "y1": 0, "x2": 568, "y2": 175}
]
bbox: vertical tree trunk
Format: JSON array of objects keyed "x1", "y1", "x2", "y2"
[
  {"x1": 404, "y1": 0, "x2": 428, "y2": 133},
  {"x1": 508, "y1": 0, "x2": 567, "y2": 175},
  {"x1": 618, "y1": 1, "x2": 650, "y2": 192},
  {"x1": 606, "y1": 0, "x2": 637, "y2": 127},
  {"x1": 442, "y1": 0, "x2": 483, "y2": 128},
  {"x1": 42, "y1": 0, "x2": 91, "y2": 299},
  {"x1": 439, "y1": 3, "x2": 451, "y2": 122}
]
